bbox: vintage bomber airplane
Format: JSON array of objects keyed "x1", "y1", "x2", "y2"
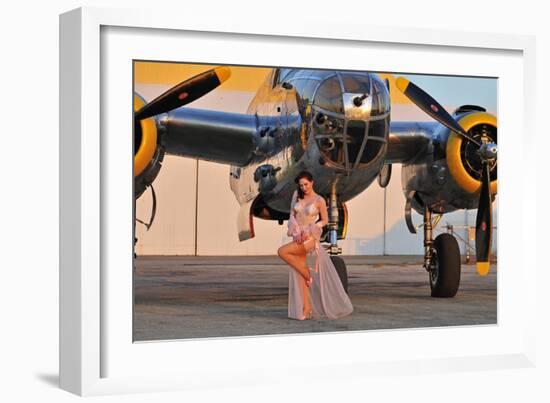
[{"x1": 134, "y1": 66, "x2": 497, "y2": 298}]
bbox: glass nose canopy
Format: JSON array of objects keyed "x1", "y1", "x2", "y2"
[{"x1": 313, "y1": 73, "x2": 389, "y2": 170}]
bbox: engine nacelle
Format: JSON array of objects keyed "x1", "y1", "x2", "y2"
[
  {"x1": 402, "y1": 109, "x2": 497, "y2": 214},
  {"x1": 134, "y1": 94, "x2": 165, "y2": 198},
  {"x1": 446, "y1": 112, "x2": 497, "y2": 195}
]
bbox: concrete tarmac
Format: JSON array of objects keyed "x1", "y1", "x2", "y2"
[{"x1": 134, "y1": 255, "x2": 497, "y2": 341}]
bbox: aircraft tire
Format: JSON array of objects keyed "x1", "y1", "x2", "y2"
[
  {"x1": 430, "y1": 233, "x2": 461, "y2": 298},
  {"x1": 330, "y1": 256, "x2": 349, "y2": 293}
]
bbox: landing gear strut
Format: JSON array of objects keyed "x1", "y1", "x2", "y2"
[
  {"x1": 327, "y1": 187, "x2": 342, "y2": 255},
  {"x1": 423, "y1": 207, "x2": 461, "y2": 297},
  {"x1": 327, "y1": 185, "x2": 349, "y2": 293}
]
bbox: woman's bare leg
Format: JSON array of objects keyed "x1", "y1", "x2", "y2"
[
  {"x1": 301, "y1": 276, "x2": 311, "y2": 316},
  {"x1": 296, "y1": 252, "x2": 307, "y2": 278},
  {"x1": 296, "y1": 252, "x2": 312, "y2": 315},
  {"x1": 278, "y1": 241, "x2": 311, "y2": 317},
  {"x1": 277, "y1": 241, "x2": 310, "y2": 281}
]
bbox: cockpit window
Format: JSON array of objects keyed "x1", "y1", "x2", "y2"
[
  {"x1": 290, "y1": 78, "x2": 308, "y2": 95},
  {"x1": 276, "y1": 68, "x2": 293, "y2": 85},
  {"x1": 313, "y1": 72, "x2": 388, "y2": 170},
  {"x1": 301, "y1": 79, "x2": 318, "y2": 104},
  {"x1": 341, "y1": 74, "x2": 370, "y2": 94},
  {"x1": 288, "y1": 78, "x2": 318, "y2": 105},
  {"x1": 314, "y1": 76, "x2": 344, "y2": 114},
  {"x1": 370, "y1": 76, "x2": 391, "y2": 116}
]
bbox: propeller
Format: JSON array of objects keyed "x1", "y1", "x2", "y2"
[
  {"x1": 395, "y1": 76, "x2": 495, "y2": 275},
  {"x1": 475, "y1": 160, "x2": 492, "y2": 275},
  {"x1": 135, "y1": 66, "x2": 231, "y2": 121},
  {"x1": 133, "y1": 66, "x2": 231, "y2": 227},
  {"x1": 395, "y1": 78, "x2": 481, "y2": 146}
]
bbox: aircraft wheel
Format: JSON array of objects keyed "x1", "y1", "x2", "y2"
[
  {"x1": 429, "y1": 233, "x2": 461, "y2": 298},
  {"x1": 330, "y1": 256, "x2": 349, "y2": 293}
]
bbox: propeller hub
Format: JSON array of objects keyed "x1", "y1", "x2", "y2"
[{"x1": 477, "y1": 142, "x2": 497, "y2": 162}]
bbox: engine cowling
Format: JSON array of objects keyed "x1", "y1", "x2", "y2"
[
  {"x1": 401, "y1": 109, "x2": 497, "y2": 215},
  {"x1": 134, "y1": 94, "x2": 165, "y2": 198},
  {"x1": 446, "y1": 111, "x2": 497, "y2": 196}
]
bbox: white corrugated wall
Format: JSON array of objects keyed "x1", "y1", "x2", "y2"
[{"x1": 135, "y1": 85, "x2": 498, "y2": 256}]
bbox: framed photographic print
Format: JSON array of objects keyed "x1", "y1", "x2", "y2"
[
  {"x1": 132, "y1": 60, "x2": 499, "y2": 341},
  {"x1": 60, "y1": 6, "x2": 536, "y2": 396}
]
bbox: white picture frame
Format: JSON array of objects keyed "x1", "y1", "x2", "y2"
[{"x1": 60, "y1": 7, "x2": 537, "y2": 396}]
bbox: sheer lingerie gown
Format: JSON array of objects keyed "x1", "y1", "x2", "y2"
[{"x1": 286, "y1": 193, "x2": 353, "y2": 320}]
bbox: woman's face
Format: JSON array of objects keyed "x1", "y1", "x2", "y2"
[{"x1": 298, "y1": 178, "x2": 313, "y2": 195}]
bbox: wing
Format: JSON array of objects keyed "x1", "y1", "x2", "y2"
[
  {"x1": 386, "y1": 121, "x2": 436, "y2": 164},
  {"x1": 161, "y1": 107, "x2": 259, "y2": 166}
]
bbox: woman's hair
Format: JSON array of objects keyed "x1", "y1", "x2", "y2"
[{"x1": 294, "y1": 171, "x2": 314, "y2": 200}]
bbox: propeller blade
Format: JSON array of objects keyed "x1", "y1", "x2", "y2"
[
  {"x1": 135, "y1": 66, "x2": 231, "y2": 121},
  {"x1": 475, "y1": 161, "x2": 493, "y2": 275},
  {"x1": 395, "y1": 77, "x2": 481, "y2": 146}
]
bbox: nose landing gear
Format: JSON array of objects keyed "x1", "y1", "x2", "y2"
[
  {"x1": 423, "y1": 207, "x2": 461, "y2": 298},
  {"x1": 326, "y1": 187, "x2": 349, "y2": 293}
]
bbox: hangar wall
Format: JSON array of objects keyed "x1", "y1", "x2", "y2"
[
  {"x1": 135, "y1": 157, "x2": 498, "y2": 256},
  {"x1": 134, "y1": 84, "x2": 498, "y2": 257}
]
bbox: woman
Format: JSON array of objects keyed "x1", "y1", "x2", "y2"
[{"x1": 277, "y1": 171, "x2": 353, "y2": 320}]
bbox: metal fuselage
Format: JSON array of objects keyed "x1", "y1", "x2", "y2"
[
  {"x1": 228, "y1": 68, "x2": 391, "y2": 216},
  {"x1": 160, "y1": 68, "x2": 495, "y2": 222}
]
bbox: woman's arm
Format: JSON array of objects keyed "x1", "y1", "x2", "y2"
[
  {"x1": 290, "y1": 190, "x2": 298, "y2": 217},
  {"x1": 287, "y1": 190, "x2": 301, "y2": 239},
  {"x1": 316, "y1": 196, "x2": 328, "y2": 228}
]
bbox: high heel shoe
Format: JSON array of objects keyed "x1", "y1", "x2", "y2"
[{"x1": 298, "y1": 310, "x2": 313, "y2": 321}]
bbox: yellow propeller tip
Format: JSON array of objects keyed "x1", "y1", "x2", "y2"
[
  {"x1": 215, "y1": 66, "x2": 231, "y2": 84},
  {"x1": 476, "y1": 262, "x2": 490, "y2": 276},
  {"x1": 395, "y1": 77, "x2": 410, "y2": 93}
]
